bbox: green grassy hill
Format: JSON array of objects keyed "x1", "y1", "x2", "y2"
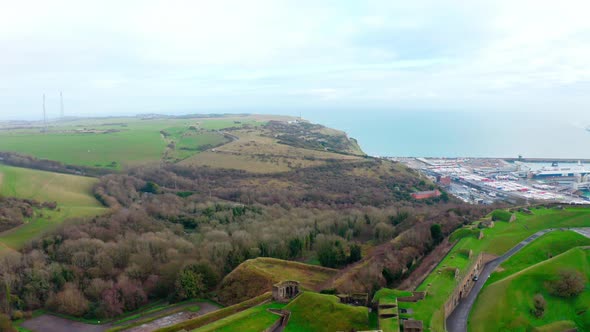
[
  {"x1": 216, "y1": 257, "x2": 338, "y2": 305},
  {"x1": 0, "y1": 165, "x2": 106, "y2": 250},
  {"x1": 488, "y1": 230, "x2": 590, "y2": 284},
  {"x1": 283, "y1": 292, "x2": 370, "y2": 332},
  {"x1": 388, "y1": 207, "x2": 590, "y2": 331},
  {"x1": 187, "y1": 292, "x2": 370, "y2": 332},
  {"x1": 469, "y1": 247, "x2": 590, "y2": 332}
]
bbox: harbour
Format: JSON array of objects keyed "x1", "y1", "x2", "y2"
[{"x1": 397, "y1": 157, "x2": 590, "y2": 205}]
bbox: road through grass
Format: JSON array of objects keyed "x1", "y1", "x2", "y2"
[
  {"x1": 396, "y1": 207, "x2": 590, "y2": 331},
  {"x1": 469, "y1": 247, "x2": 590, "y2": 332}
]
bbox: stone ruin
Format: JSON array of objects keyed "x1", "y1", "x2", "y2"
[
  {"x1": 403, "y1": 319, "x2": 423, "y2": 332},
  {"x1": 272, "y1": 280, "x2": 300, "y2": 303},
  {"x1": 337, "y1": 293, "x2": 369, "y2": 306}
]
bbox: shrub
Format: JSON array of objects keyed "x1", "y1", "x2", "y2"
[
  {"x1": 141, "y1": 182, "x2": 160, "y2": 194},
  {"x1": 175, "y1": 268, "x2": 205, "y2": 300},
  {"x1": 10, "y1": 310, "x2": 23, "y2": 321},
  {"x1": 0, "y1": 313, "x2": 15, "y2": 332},
  {"x1": 348, "y1": 244, "x2": 362, "y2": 263},
  {"x1": 531, "y1": 294, "x2": 546, "y2": 318},
  {"x1": 430, "y1": 224, "x2": 443, "y2": 245},
  {"x1": 47, "y1": 283, "x2": 89, "y2": 317},
  {"x1": 546, "y1": 269, "x2": 586, "y2": 297},
  {"x1": 491, "y1": 210, "x2": 512, "y2": 222}
]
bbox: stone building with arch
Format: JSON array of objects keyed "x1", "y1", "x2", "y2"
[{"x1": 272, "y1": 280, "x2": 300, "y2": 303}]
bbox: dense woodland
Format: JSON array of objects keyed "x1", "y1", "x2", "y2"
[{"x1": 0, "y1": 158, "x2": 494, "y2": 320}]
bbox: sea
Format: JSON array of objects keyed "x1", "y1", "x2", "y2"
[{"x1": 305, "y1": 110, "x2": 590, "y2": 159}]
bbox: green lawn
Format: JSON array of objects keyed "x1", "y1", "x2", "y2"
[
  {"x1": 283, "y1": 292, "x2": 370, "y2": 332},
  {"x1": 0, "y1": 165, "x2": 106, "y2": 249},
  {"x1": 389, "y1": 207, "x2": 590, "y2": 331},
  {"x1": 469, "y1": 247, "x2": 590, "y2": 332},
  {"x1": 192, "y1": 302, "x2": 284, "y2": 332}
]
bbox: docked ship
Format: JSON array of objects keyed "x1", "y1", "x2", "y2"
[{"x1": 532, "y1": 161, "x2": 590, "y2": 178}]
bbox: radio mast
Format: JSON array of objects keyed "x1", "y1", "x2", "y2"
[
  {"x1": 43, "y1": 94, "x2": 47, "y2": 131},
  {"x1": 60, "y1": 91, "x2": 64, "y2": 118}
]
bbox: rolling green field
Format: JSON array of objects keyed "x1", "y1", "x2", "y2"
[
  {"x1": 469, "y1": 247, "x2": 590, "y2": 332},
  {"x1": 0, "y1": 129, "x2": 165, "y2": 169},
  {"x1": 0, "y1": 165, "x2": 106, "y2": 250},
  {"x1": 388, "y1": 207, "x2": 590, "y2": 331},
  {"x1": 0, "y1": 116, "x2": 272, "y2": 169}
]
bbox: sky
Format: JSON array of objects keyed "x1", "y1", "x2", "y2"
[{"x1": 1, "y1": 0, "x2": 590, "y2": 120}]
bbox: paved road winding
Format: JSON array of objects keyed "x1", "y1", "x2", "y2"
[{"x1": 446, "y1": 227, "x2": 590, "y2": 332}]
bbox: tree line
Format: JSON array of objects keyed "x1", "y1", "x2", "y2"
[{"x1": 0, "y1": 159, "x2": 492, "y2": 321}]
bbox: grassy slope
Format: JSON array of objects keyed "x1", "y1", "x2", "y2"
[
  {"x1": 373, "y1": 289, "x2": 413, "y2": 332},
  {"x1": 181, "y1": 128, "x2": 363, "y2": 173},
  {"x1": 155, "y1": 293, "x2": 272, "y2": 332},
  {"x1": 192, "y1": 302, "x2": 285, "y2": 332},
  {"x1": 398, "y1": 207, "x2": 590, "y2": 331},
  {"x1": 193, "y1": 292, "x2": 370, "y2": 332},
  {"x1": 217, "y1": 257, "x2": 338, "y2": 305},
  {"x1": 0, "y1": 165, "x2": 105, "y2": 249},
  {"x1": 245, "y1": 258, "x2": 338, "y2": 289},
  {"x1": 488, "y1": 230, "x2": 590, "y2": 284},
  {"x1": 284, "y1": 292, "x2": 369, "y2": 332},
  {"x1": 469, "y1": 247, "x2": 590, "y2": 332}
]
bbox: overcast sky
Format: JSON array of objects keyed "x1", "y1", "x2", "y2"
[{"x1": 1, "y1": 0, "x2": 590, "y2": 120}]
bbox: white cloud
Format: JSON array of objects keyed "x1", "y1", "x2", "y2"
[{"x1": 0, "y1": 0, "x2": 589, "y2": 119}]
